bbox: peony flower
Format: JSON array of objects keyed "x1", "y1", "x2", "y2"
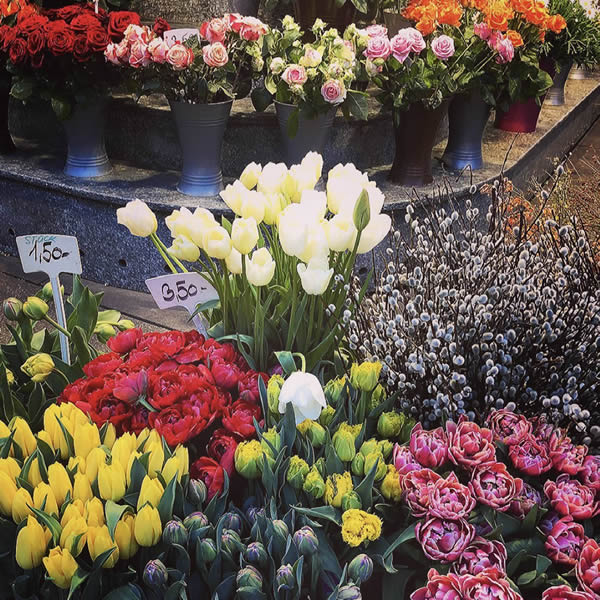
[
  {"x1": 428, "y1": 472, "x2": 476, "y2": 520},
  {"x1": 203, "y1": 42, "x2": 228, "y2": 67},
  {"x1": 451, "y1": 537, "x2": 507, "y2": 576},
  {"x1": 486, "y1": 409, "x2": 532, "y2": 446},
  {"x1": 411, "y1": 569, "x2": 464, "y2": 600},
  {"x1": 446, "y1": 417, "x2": 496, "y2": 470},
  {"x1": 508, "y1": 481, "x2": 542, "y2": 519},
  {"x1": 364, "y1": 35, "x2": 391, "y2": 60},
  {"x1": 431, "y1": 35, "x2": 455, "y2": 60},
  {"x1": 416, "y1": 516, "x2": 475, "y2": 563},
  {"x1": 462, "y1": 569, "x2": 522, "y2": 600},
  {"x1": 167, "y1": 43, "x2": 193, "y2": 70},
  {"x1": 545, "y1": 517, "x2": 586, "y2": 566},
  {"x1": 409, "y1": 424, "x2": 448, "y2": 468},
  {"x1": 549, "y1": 431, "x2": 588, "y2": 476},
  {"x1": 281, "y1": 64, "x2": 307, "y2": 86},
  {"x1": 392, "y1": 444, "x2": 421, "y2": 484},
  {"x1": 401, "y1": 468, "x2": 442, "y2": 517},
  {"x1": 577, "y1": 539, "x2": 600, "y2": 598},
  {"x1": 469, "y1": 462, "x2": 522, "y2": 512},
  {"x1": 390, "y1": 31, "x2": 412, "y2": 63},
  {"x1": 509, "y1": 434, "x2": 552, "y2": 476},
  {"x1": 278, "y1": 372, "x2": 327, "y2": 425},
  {"x1": 321, "y1": 79, "x2": 346, "y2": 105},
  {"x1": 544, "y1": 475, "x2": 598, "y2": 521},
  {"x1": 580, "y1": 455, "x2": 600, "y2": 493},
  {"x1": 543, "y1": 586, "x2": 595, "y2": 600}
]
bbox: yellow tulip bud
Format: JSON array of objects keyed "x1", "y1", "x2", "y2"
[
  {"x1": 10, "y1": 417, "x2": 37, "y2": 456},
  {"x1": 60, "y1": 515, "x2": 87, "y2": 556},
  {"x1": 174, "y1": 445, "x2": 189, "y2": 477},
  {"x1": 48, "y1": 462, "x2": 73, "y2": 506},
  {"x1": 37, "y1": 429, "x2": 53, "y2": 449},
  {"x1": 43, "y1": 546, "x2": 78, "y2": 589},
  {"x1": 0, "y1": 419, "x2": 10, "y2": 438},
  {"x1": 21, "y1": 353, "x2": 54, "y2": 383},
  {"x1": 231, "y1": 217, "x2": 259, "y2": 255},
  {"x1": 111, "y1": 432, "x2": 137, "y2": 473},
  {"x1": 98, "y1": 462, "x2": 126, "y2": 502},
  {"x1": 87, "y1": 525, "x2": 119, "y2": 568},
  {"x1": 16, "y1": 516, "x2": 47, "y2": 569},
  {"x1": 161, "y1": 456, "x2": 182, "y2": 485},
  {"x1": 22, "y1": 297, "x2": 49, "y2": 321},
  {"x1": 136, "y1": 428, "x2": 152, "y2": 450},
  {"x1": 5, "y1": 368, "x2": 15, "y2": 386},
  {"x1": 26, "y1": 456, "x2": 43, "y2": 487},
  {"x1": 73, "y1": 422, "x2": 101, "y2": 460},
  {"x1": 0, "y1": 457, "x2": 20, "y2": 480},
  {"x1": 85, "y1": 447, "x2": 108, "y2": 483},
  {"x1": 114, "y1": 513, "x2": 138, "y2": 560},
  {"x1": 0, "y1": 471, "x2": 17, "y2": 516},
  {"x1": 72, "y1": 472, "x2": 92, "y2": 503},
  {"x1": 147, "y1": 443, "x2": 164, "y2": 478},
  {"x1": 102, "y1": 423, "x2": 117, "y2": 450},
  {"x1": 84, "y1": 498, "x2": 105, "y2": 527},
  {"x1": 137, "y1": 475, "x2": 164, "y2": 510},
  {"x1": 126, "y1": 451, "x2": 141, "y2": 487},
  {"x1": 43, "y1": 405, "x2": 70, "y2": 459},
  {"x1": 12, "y1": 487, "x2": 34, "y2": 523},
  {"x1": 350, "y1": 361, "x2": 383, "y2": 393},
  {"x1": 60, "y1": 500, "x2": 84, "y2": 527},
  {"x1": 33, "y1": 482, "x2": 59, "y2": 516},
  {"x1": 381, "y1": 465, "x2": 403, "y2": 502},
  {"x1": 134, "y1": 505, "x2": 162, "y2": 547},
  {"x1": 68, "y1": 456, "x2": 86, "y2": 474}
]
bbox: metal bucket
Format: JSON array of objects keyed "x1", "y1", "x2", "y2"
[
  {"x1": 570, "y1": 65, "x2": 594, "y2": 80},
  {"x1": 275, "y1": 101, "x2": 336, "y2": 167},
  {"x1": 63, "y1": 97, "x2": 112, "y2": 178},
  {"x1": 0, "y1": 74, "x2": 15, "y2": 154},
  {"x1": 229, "y1": 0, "x2": 260, "y2": 16},
  {"x1": 169, "y1": 99, "x2": 233, "y2": 197},
  {"x1": 545, "y1": 60, "x2": 573, "y2": 106}
]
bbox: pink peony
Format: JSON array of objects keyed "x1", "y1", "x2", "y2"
[
  {"x1": 401, "y1": 468, "x2": 442, "y2": 517},
  {"x1": 509, "y1": 434, "x2": 552, "y2": 476},
  {"x1": 416, "y1": 516, "x2": 475, "y2": 563},
  {"x1": 404, "y1": 27, "x2": 426, "y2": 53},
  {"x1": 282, "y1": 64, "x2": 307, "y2": 86},
  {"x1": 540, "y1": 511, "x2": 562, "y2": 536},
  {"x1": 148, "y1": 37, "x2": 168, "y2": 63},
  {"x1": 473, "y1": 22, "x2": 492, "y2": 40},
  {"x1": 129, "y1": 40, "x2": 151, "y2": 68},
  {"x1": 577, "y1": 539, "x2": 600, "y2": 598},
  {"x1": 203, "y1": 42, "x2": 228, "y2": 68},
  {"x1": 544, "y1": 475, "x2": 598, "y2": 521},
  {"x1": 431, "y1": 35, "x2": 455, "y2": 60},
  {"x1": 429, "y1": 472, "x2": 476, "y2": 520},
  {"x1": 546, "y1": 517, "x2": 587, "y2": 566},
  {"x1": 410, "y1": 424, "x2": 448, "y2": 469},
  {"x1": 469, "y1": 462, "x2": 522, "y2": 512},
  {"x1": 580, "y1": 455, "x2": 600, "y2": 493},
  {"x1": 393, "y1": 444, "x2": 421, "y2": 484},
  {"x1": 364, "y1": 35, "x2": 392, "y2": 60},
  {"x1": 543, "y1": 586, "x2": 595, "y2": 600},
  {"x1": 451, "y1": 537, "x2": 508, "y2": 576},
  {"x1": 549, "y1": 431, "x2": 588, "y2": 476},
  {"x1": 321, "y1": 79, "x2": 346, "y2": 105},
  {"x1": 366, "y1": 24, "x2": 388, "y2": 38},
  {"x1": 508, "y1": 481, "x2": 543, "y2": 519},
  {"x1": 486, "y1": 409, "x2": 532, "y2": 446},
  {"x1": 446, "y1": 417, "x2": 496, "y2": 471},
  {"x1": 462, "y1": 569, "x2": 522, "y2": 600},
  {"x1": 390, "y1": 31, "x2": 412, "y2": 64},
  {"x1": 495, "y1": 38, "x2": 514, "y2": 64},
  {"x1": 200, "y1": 16, "x2": 229, "y2": 43},
  {"x1": 411, "y1": 569, "x2": 465, "y2": 600}
]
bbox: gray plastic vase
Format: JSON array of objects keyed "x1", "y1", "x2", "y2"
[
  {"x1": 169, "y1": 99, "x2": 233, "y2": 197},
  {"x1": 546, "y1": 61, "x2": 573, "y2": 106}
]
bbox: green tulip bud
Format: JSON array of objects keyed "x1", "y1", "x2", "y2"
[
  {"x1": 222, "y1": 512, "x2": 243, "y2": 534},
  {"x1": 196, "y1": 538, "x2": 217, "y2": 565},
  {"x1": 324, "y1": 377, "x2": 347, "y2": 406},
  {"x1": 377, "y1": 412, "x2": 405, "y2": 439},
  {"x1": 348, "y1": 554, "x2": 373, "y2": 584},
  {"x1": 184, "y1": 511, "x2": 209, "y2": 532},
  {"x1": 350, "y1": 361, "x2": 382, "y2": 393},
  {"x1": 143, "y1": 559, "x2": 168, "y2": 588},
  {"x1": 235, "y1": 440, "x2": 264, "y2": 479},
  {"x1": 39, "y1": 283, "x2": 54, "y2": 303},
  {"x1": 302, "y1": 466, "x2": 326, "y2": 499},
  {"x1": 319, "y1": 405, "x2": 336, "y2": 427},
  {"x1": 275, "y1": 565, "x2": 295, "y2": 592},
  {"x1": 22, "y1": 296, "x2": 49, "y2": 321},
  {"x1": 188, "y1": 479, "x2": 207, "y2": 507},
  {"x1": 272, "y1": 519, "x2": 289, "y2": 541},
  {"x1": 3, "y1": 298, "x2": 23, "y2": 321},
  {"x1": 236, "y1": 565, "x2": 263, "y2": 589},
  {"x1": 351, "y1": 452, "x2": 365, "y2": 476},
  {"x1": 245, "y1": 542, "x2": 268, "y2": 567},
  {"x1": 287, "y1": 456, "x2": 309, "y2": 489},
  {"x1": 380, "y1": 439, "x2": 393, "y2": 459},
  {"x1": 261, "y1": 427, "x2": 281, "y2": 457},
  {"x1": 338, "y1": 584, "x2": 362, "y2": 600},
  {"x1": 359, "y1": 439, "x2": 380, "y2": 457},
  {"x1": 333, "y1": 428, "x2": 356, "y2": 462},
  {"x1": 352, "y1": 189, "x2": 370, "y2": 234},
  {"x1": 364, "y1": 452, "x2": 386, "y2": 481},
  {"x1": 305, "y1": 421, "x2": 327, "y2": 448},
  {"x1": 370, "y1": 383, "x2": 386, "y2": 411},
  {"x1": 117, "y1": 319, "x2": 135, "y2": 331},
  {"x1": 314, "y1": 458, "x2": 326, "y2": 478},
  {"x1": 221, "y1": 529, "x2": 244, "y2": 556},
  {"x1": 293, "y1": 526, "x2": 319, "y2": 556},
  {"x1": 341, "y1": 491, "x2": 362, "y2": 511},
  {"x1": 267, "y1": 375, "x2": 284, "y2": 414},
  {"x1": 162, "y1": 520, "x2": 188, "y2": 546},
  {"x1": 94, "y1": 323, "x2": 116, "y2": 343}
]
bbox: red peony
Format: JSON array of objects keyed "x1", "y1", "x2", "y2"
[
  {"x1": 149, "y1": 401, "x2": 214, "y2": 446},
  {"x1": 237, "y1": 370, "x2": 269, "y2": 404},
  {"x1": 508, "y1": 433, "x2": 552, "y2": 476},
  {"x1": 107, "y1": 10, "x2": 141, "y2": 41},
  {"x1": 222, "y1": 399, "x2": 262, "y2": 438},
  {"x1": 451, "y1": 537, "x2": 507, "y2": 576},
  {"x1": 469, "y1": 462, "x2": 522, "y2": 512},
  {"x1": 107, "y1": 328, "x2": 143, "y2": 354},
  {"x1": 190, "y1": 457, "x2": 225, "y2": 500},
  {"x1": 577, "y1": 539, "x2": 600, "y2": 598},
  {"x1": 148, "y1": 371, "x2": 185, "y2": 409},
  {"x1": 46, "y1": 21, "x2": 75, "y2": 55},
  {"x1": 83, "y1": 352, "x2": 122, "y2": 378},
  {"x1": 446, "y1": 417, "x2": 496, "y2": 471},
  {"x1": 211, "y1": 358, "x2": 242, "y2": 390},
  {"x1": 429, "y1": 472, "x2": 476, "y2": 520},
  {"x1": 207, "y1": 428, "x2": 239, "y2": 476},
  {"x1": 416, "y1": 516, "x2": 475, "y2": 563},
  {"x1": 544, "y1": 475, "x2": 598, "y2": 521},
  {"x1": 410, "y1": 424, "x2": 448, "y2": 469},
  {"x1": 543, "y1": 586, "x2": 595, "y2": 600},
  {"x1": 545, "y1": 517, "x2": 587, "y2": 566},
  {"x1": 136, "y1": 330, "x2": 186, "y2": 359},
  {"x1": 401, "y1": 468, "x2": 442, "y2": 517},
  {"x1": 411, "y1": 569, "x2": 465, "y2": 600},
  {"x1": 462, "y1": 569, "x2": 522, "y2": 600}
]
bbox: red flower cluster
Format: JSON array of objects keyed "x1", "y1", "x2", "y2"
[
  {"x1": 0, "y1": 3, "x2": 141, "y2": 68},
  {"x1": 59, "y1": 329, "x2": 268, "y2": 449}
]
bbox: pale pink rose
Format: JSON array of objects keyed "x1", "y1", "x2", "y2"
[
  {"x1": 104, "y1": 43, "x2": 121, "y2": 65},
  {"x1": 405, "y1": 27, "x2": 426, "y2": 53},
  {"x1": 167, "y1": 43, "x2": 194, "y2": 70},
  {"x1": 390, "y1": 31, "x2": 412, "y2": 63},
  {"x1": 282, "y1": 64, "x2": 308, "y2": 86},
  {"x1": 366, "y1": 24, "x2": 388, "y2": 38},
  {"x1": 148, "y1": 38, "x2": 169, "y2": 64},
  {"x1": 200, "y1": 17, "x2": 229, "y2": 43},
  {"x1": 129, "y1": 40, "x2": 151, "y2": 68},
  {"x1": 364, "y1": 35, "x2": 392, "y2": 60},
  {"x1": 321, "y1": 79, "x2": 346, "y2": 105},
  {"x1": 431, "y1": 35, "x2": 455, "y2": 60},
  {"x1": 495, "y1": 38, "x2": 514, "y2": 64},
  {"x1": 231, "y1": 16, "x2": 268, "y2": 41},
  {"x1": 202, "y1": 42, "x2": 228, "y2": 68},
  {"x1": 124, "y1": 24, "x2": 151, "y2": 45},
  {"x1": 474, "y1": 22, "x2": 492, "y2": 40},
  {"x1": 115, "y1": 40, "x2": 130, "y2": 63}
]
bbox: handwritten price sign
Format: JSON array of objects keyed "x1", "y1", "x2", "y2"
[
  {"x1": 145, "y1": 273, "x2": 218, "y2": 335},
  {"x1": 163, "y1": 28, "x2": 200, "y2": 45}
]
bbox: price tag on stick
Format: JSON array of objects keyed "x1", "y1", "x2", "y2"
[
  {"x1": 145, "y1": 273, "x2": 218, "y2": 336},
  {"x1": 16, "y1": 235, "x2": 82, "y2": 365}
]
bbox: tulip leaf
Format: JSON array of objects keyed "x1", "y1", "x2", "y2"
[
  {"x1": 292, "y1": 505, "x2": 342, "y2": 526},
  {"x1": 355, "y1": 458, "x2": 379, "y2": 510},
  {"x1": 71, "y1": 326, "x2": 92, "y2": 367},
  {"x1": 212, "y1": 574, "x2": 235, "y2": 600},
  {"x1": 92, "y1": 546, "x2": 117, "y2": 570},
  {"x1": 103, "y1": 584, "x2": 144, "y2": 600},
  {"x1": 205, "y1": 471, "x2": 229, "y2": 524},
  {"x1": 382, "y1": 568, "x2": 414, "y2": 600},
  {"x1": 67, "y1": 567, "x2": 89, "y2": 600},
  {"x1": 6, "y1": 325, "x2": 27, "y2": 362},
  {"x1": 536, "y1": 554, "x2": 552, "y2": 575},
  {"x1": 382, "y1": 524, "x2": 417, "y2": 561},
  {"x1": 506, "y1": 549, "x2": 528, "y2": 577},
  {"x1": 158, "y1": 475, "x2": 178, "y2": 526},
  {"x1": 280, "y1": 404, "x2": 297, "y2": 454},
  {"x1": 275, "y1": 351, "x2": 298, "y2": 376},
  {"x1": 517, "y1": 569, "x2": 538, "y2": 587},
  {"x1": 522, "y1": 503, "x2": 540, "y2": 535},
  {"x1": 0, "y1": 366, "x2": 13, "y2": 422},
  {"x1": 29, "y1": 505, "x2": 62, "y2": 545},
  {"x1": 236, "y1": 587, "x2": 267, "y2": 600},
  {"x1": 325, "y1": 444, "x2": 344, "y2": 476},
  {"x1": 54, "y1": 416, "x2": 75, "y2": 458},
  {"x1": 496, "y1": 511, "x2": 522, "y2": 539},
  {"x1": 126, "y1": 457, "x2": 147, "y2": 498},
  {"x1": 105, "y1": 501, "x2": 130, "y2": 540}
]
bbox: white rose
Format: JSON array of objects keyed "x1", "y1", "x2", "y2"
[
  {"x1": 245, "y1": 247, "x2": 276, "y2": 287},
  {"x1": 240, "y1": 162, "x2": 262, "y2": 190},
  {"x1": 278, "y1": 372, "x2": 327, "y2": 424},
  {"x1": 225, "y1": 248, "x2": 243, "y2": 274},
  {"x1": 167, "y1": 235, "x2": 200, "y2": 262},
  {"x1": 231, "y1": 217, "x2": 259, "y2": 255},
  {"x1": 297, "y1": 256, "x2": 334, "y2": 295},
  {"x1": 116, "y1": 200, "x2": 158, "y2": 238},
  {"x1": 257, "y1": 162, "x2": 289, "y2": 194},
  {"x1": 355, "y1": 213, "x2": 392, "y2": 254},
  {"x1": 325, "y1": 214, "x2": 356, "y2": 252},
  {"x1": 203, "y1": 225, "x2": 232, "y2": 260}
]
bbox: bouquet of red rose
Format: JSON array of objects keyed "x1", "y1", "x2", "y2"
[
  {"x1": 59, "y1": 328, "x2": 268, "y2": 499},
  {"x1": 0, "y1": 4, "x2": 142, "y2": 118}
]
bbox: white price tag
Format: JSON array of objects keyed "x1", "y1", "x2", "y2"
[
  {"x1": 16, "y1": 234, "x2": 82, "y2": 366},
  {"x1": 145, "y1": 273, "x2": 218, "y2": 335},
  {"x1": 163, "y1": 28, "x2": 200, "y2": 45}
]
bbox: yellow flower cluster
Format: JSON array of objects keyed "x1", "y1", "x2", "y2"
[
  {"x1": 341, "y1": 509, "x2": 382, "y2": 548},
  {"x1": 0, "y1": 403, "x2": 189, "y2": 590},
  {"x1": 324, "y1": 471, "x2": 353, "y2": 508}
]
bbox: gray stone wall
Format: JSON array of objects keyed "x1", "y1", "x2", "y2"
[{"x1": 131, "y1": 0, "x2": 230, "y2": 27}]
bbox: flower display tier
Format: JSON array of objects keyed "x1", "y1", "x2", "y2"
[{"x1": 0, "y1": 73, "x2": 599, "y2": 292}]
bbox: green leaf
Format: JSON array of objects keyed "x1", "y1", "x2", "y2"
[
  {"x1": 102, "y1": 584, "x2": 143, "y2": 600},
  {"x1": 536, "y1": 554, "x2": 552, "y2": 575},
  {"x1": 51, "y1": 97, "x2": 72, "y2": 121},
  {"x1": 522, "y1": 503, "x2": 539, "y2": 535},
  {"x1": 29, "y1": 506, "x2": 62, "y2": 545},
  {"x1": 382, "y1": 524, "x2": 417, "y2": 560},
  {"x1": 92, "y1": 546, "x2": 117, "y2": 570},
  {"x1": 507, "y1": 549, "x2": 528, "y2": 577},
  {"x1": 292, "y1": 505, "x2": 342, "y2": 526},
  {"x1": 157, "y1": 475, "x2": 178, "y2": 525},
  {"x1": 354, "y1": 457, "x2": 379, "y2": 509},
  {"x1": 105, "y1": 501, "x2": 130, "y2": 540},
  {"x1": 191, "y1": 299, "x2": 220, "y2": 318},
  {"x1": 10, "y1": 78, "x2": 33, "y2": 101},
  {"x1": 67, "y1": 567, "x2": 89, "y2": 600},
  {"x1": 251, "y1": 86, "x2": 273, "y2": 112},
  {"x1": 275, "y1": 351, "x2": 298, "y2": 375},
  {"x1": 71, "y1": 326, "x2": 92, "y2": 367},
  {"x1": 345, "y1": 89, "x2": 369, "y2": 120}
]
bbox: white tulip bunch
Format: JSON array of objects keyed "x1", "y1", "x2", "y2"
[{"x1": 116, "y1": 153, "x2": 391, "y2": 371}]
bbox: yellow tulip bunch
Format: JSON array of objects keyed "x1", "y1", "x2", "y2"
[{"x1": 0, "y1": 403, "x2": 190, "y2": 591}]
